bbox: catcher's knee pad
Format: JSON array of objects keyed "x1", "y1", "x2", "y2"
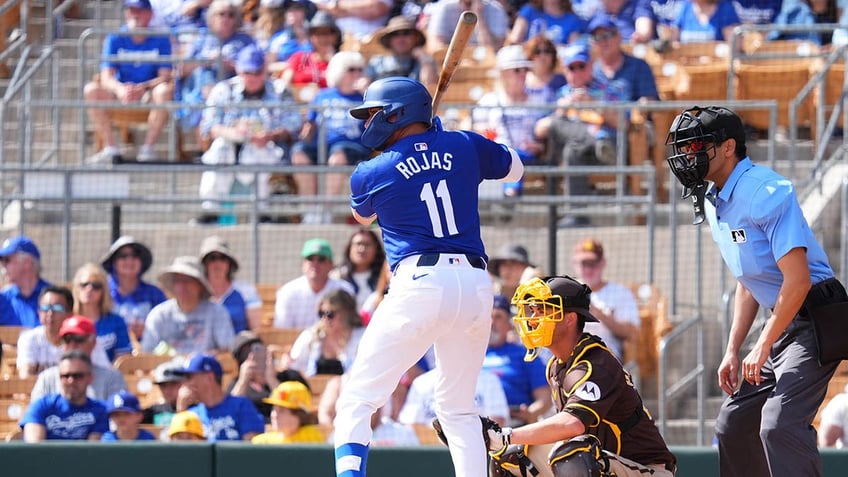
[
  {"x1": 489, "y1": 444, "x2": 554, "y2": 477},
  {"x1": 548, "y1": 435, "x2": 608, "y2": 477}
]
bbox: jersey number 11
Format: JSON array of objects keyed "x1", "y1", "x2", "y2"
[{"x1": 420, "y1": 180, "x2": 459, "y2": 238}]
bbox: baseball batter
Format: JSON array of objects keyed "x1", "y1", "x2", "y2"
[{"x1": 332, "y1": 76, "x2": 524, "y2": 477}]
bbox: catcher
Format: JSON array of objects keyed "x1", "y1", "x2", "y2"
[{"x1": 436, "y1": 275, "x2": 676, "y2": 477}]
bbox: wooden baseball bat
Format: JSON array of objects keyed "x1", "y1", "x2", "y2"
[{"x1": 431, "y1": 10, "x2": 477, "y2": 117}]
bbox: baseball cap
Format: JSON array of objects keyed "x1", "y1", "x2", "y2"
[
  {"x1": 588, "y1": 14, "x2": 618, "y2": 33},
  {"x1": 0, "y1": 235, "x2": 40, "y2": 259},
  {"x1": 493, "y1": 294, "x2": 511, "y2": 313},
  {"x1": 301, "y1": 238, "x2": 333, "y2": 260},
  {"x1": 152, "y1": 360, "x2": 185, "y2": 384},
  {"x1": 263, "y1": 381, "x2": 313, "y2": 411},
  {"x1": 106, "y1": 391, "x2": 143, "y2": 414},
  {"x1": 124, "y1": 0, "x2": 152, "y2": 9},
  {"x1": 545, "y1": 275, "x2": 599, "y2": 322},
  {"x1": 59, "y1": 315, "x2": 96, "y2": 338},
  {"x1": 562, "y1": 43, "x2": 590, "y2": 66},
  {"x1": 236, "y1": 44, "x2": 265, "y2": 74},
  {"x1": 573, "y1": 238, "x2": 604, "y2": 261},
  {"x1": 172, "y1": 354, "x2": 223, "y2": 378},
  {"x1": 168, "y1": 411, "x2": 205, "y2": 439},
  {"x1": 496, "y1": 45, "x2": 533, "y2": 71}
]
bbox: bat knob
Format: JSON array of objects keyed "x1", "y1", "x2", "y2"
[{"x1": 460, "y1": 10, "x2": 478, "y2": 24}]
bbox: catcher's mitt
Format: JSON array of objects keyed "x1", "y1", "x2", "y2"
[{"x1": 431, "y1": 416, "x2": 506, "y2": 450}]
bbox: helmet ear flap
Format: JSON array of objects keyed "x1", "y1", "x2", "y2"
[{"x1": 361, "y1": 108, "x2": 395, "y2": 150}]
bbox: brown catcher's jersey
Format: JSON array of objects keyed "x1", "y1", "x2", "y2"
[{"x1": 547, "y1": 333, "x2": 676, "y2": 470}]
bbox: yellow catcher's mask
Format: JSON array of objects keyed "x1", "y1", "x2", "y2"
[{"x1": 511, "y1": 276, "x2": 598, "y2": 362}]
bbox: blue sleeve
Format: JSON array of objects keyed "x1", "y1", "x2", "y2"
[
  {"x1": 751, "y1": 178, "x2": 807, "y2": 263},
  {"x1": 238, "y1": 399, "x2": 266, "y2": 435},
  {"x1": 526, "y1": 358, "x2": 549, "y2": 390},
  {"x1": 111, "y1": 314, "x2": 133, "y2": 357},
  {"x1": 634, "y1": 0, "x2": 656, "y2": 20},
  {"x1": 0, "y1": 294, "x2": 19, "y2": 326},
  {"x1": 517, "y1": 4, "x2": 540, "y2": 20},
  {"x1": 101, "y1": 35, "x2": 118, "y2": 71},
  {"x1": 158, "y1": 37, "x2": 173, "y2": 70},
  {"x1": 350, "y1": 160, "x2": 378, "y2": 218},
  {"x1": 468, "y1": 132, "x2": 513, "y2": 181},
  {"x1": 19, "y1": 396, "x2": 48, "y2": 427}
]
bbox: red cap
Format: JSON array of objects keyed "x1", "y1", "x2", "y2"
[{"x1": 59, "y1": 315, "x2": 96, "y2": 337}]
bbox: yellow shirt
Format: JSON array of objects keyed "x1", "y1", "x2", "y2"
[{"x1": 251, "y1": 425, "x2": 326, "y2": 444}]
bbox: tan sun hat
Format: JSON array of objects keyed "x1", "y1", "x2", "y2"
[{"x1": 158, "y1": 256, "x2": 212, "y2": 299}]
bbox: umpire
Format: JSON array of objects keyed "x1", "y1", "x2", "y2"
[{"x1": 666, "y1": 106, "x2": 847, "y2": 477}]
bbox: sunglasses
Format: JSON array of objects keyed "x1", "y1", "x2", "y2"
[
  {"x1": 39, "y1": 303, "x2": 67, "y2": 313},
  {"x1": 205, "y1": 253, "x2": 230, "y2": 262},
  {"x1": 115, "y1": 251, "x2": 140, "y2": 260},
  {"x1": 318, "y1": 310, "x2": 337, "y2": 319},
  {"x1": 59, "y1": 371, "x2": 89, "y2": 380},
  {"x1": 305, "y1": 255, "x2": 329, "y2": 263},
  {"x1": 568, "y1": 62, "x2": 587, "y2": 72},
  {"x1": 346, "y1": 67, "x2": 364, "y2": 73},
  {"x1": 533, "y1": 48, "x2": 556, "y2": 55},
  {"x1": 591, "y1": 30, "x2": 617, "y2": 42},
  {"x1": 62, "y1": 334, "x2": 90, "y2": 345},
  {"x1": 508, "y1": 68, "x2": 529, "y2": 74},
  {"x1": 80, "y1": 281, "x2": 104, "y2": 290},
  {"x1": 575, "y1": 259, "x2": 602, "y2": 268},
  {"x1": 215, "y1": 10, "x2": 236, "y2": 17}
]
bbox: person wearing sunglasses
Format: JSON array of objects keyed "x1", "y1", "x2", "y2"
[
  {"x1": 29, "y1": 315, "x2": 127, "y2": 403},
  {"x1": 364, "y1": 16, "x2": 438, "y2": 90},
  {"x1": 523, "y1": 35, "x2": 566, "y2": 103},
  {"x1": 585, "y1": 0, "x2": 656, "y2": 44},
  {"x1": 506, "y1": 0, "x2": 583, "y2": 45},
  {"x1": 274, "y1": 238, "x2": 355, "y2": 329},
  {"x1": 20, "y1": 350, "x2": 110, "y2": 442},
  {"x1": 199, "y1": 236, "x2": 263, "y2": 332},
  {"x1": 281, "y1": 289, "x2": 364, "y2": 377},
  {"x1": 16, "y1": 286, "x2": 74, "y2": 378},
  {"x1": 0, "y1": 235, "x2": 53, "y2": 328},
  {"x1": 101, "y1": 236, "x2": 167, "y2": 342},
  {"x1": 72, "y1": 263, "x2": 132, "y2": 363},
  {"x1": 588, "y1": 16, "x2": 658, "y2": 104}
]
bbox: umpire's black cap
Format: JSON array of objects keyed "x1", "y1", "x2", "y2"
[
  {"x1": 689, "y1": 106, "x2": 746, "y2": 147},
  {"x1": 545, "y1": 275, "x2": 599, "y2": 322}
]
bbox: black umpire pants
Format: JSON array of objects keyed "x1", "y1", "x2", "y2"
[{"x1": 714, "y1": 313, "x2": 838, "y2": 477}]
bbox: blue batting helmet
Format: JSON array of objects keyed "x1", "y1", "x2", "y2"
[{"x1": 349, "y1": 77, "x2": 432, "y2": 149}]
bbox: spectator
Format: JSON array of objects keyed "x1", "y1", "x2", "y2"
[
  {"x1": 489, "y1": 243, "x2": 543, "y2": 301},
  {"x1": 398, "y1": 367, "x2": 510, "y2": 426},
  {"x1": 589, "y1": 15, "x2": 659, "y2": 102},
  {"x1": 72, "y1": 263, "x2": 132, "y2": 363},
  {"x1": 483, "y1": 294, "x2": 551, "y2": 426},
  {"x1": 30, "y1": 315, "x2": 125, "y2": 401},
  {"x1": 265, "y1": 0, "x2": 316, "y2": 64},
  {"x1": 83, "y1": 0, "x2": 174, "y2": 164},
  {"x1": 670, "y1": 0, "x2": 741, "y2": 43},
  {"x1": 101, "y1": 236, "x2": 168, "y2": 341},
  {"x1": 523, "y1": 35, "x2": 567, "y2": 101},
  {"x1": 365, "y1": 16, "x2": 438, "y2": 89},
  {"x1": 199, "y1": 236, "x2": 262, "y2": 332},
  {"x1": 314, "y1": 0, "x2": 391, "y2": 40},
  {"x1": 252, "y1": 380, "x2": 325, "y2": 443},
  {"x1": 179, "y1": 0, "x2": 256, "y2": 132},
  {"x1": 587, "y1": 0, "x2": 656, "y2": 43},
  {"x1": 651, "y1": 0, "x2": 687, "y2": 39},
  {"x1": 195, "y1": 45, "x2": 302, "y2": 224},
  {"x1": 290, "y1": 51, "x2": 369, "y2": 224},
  {"x1": 819, "y1": 382, "x2": 848, "y2": 447},
  {"x1": 571, "y1": 237, "x2": 639, "y2": 362},
  {"x1": 173, "y1": 353, "x2": 265, "y2": 441},
  {"x1": 769, "y1": 0, "x2": 835, "y2": 44},
  {"x1": 281, "y1": 289, "x2": 365, "y2": 377},
  {"x1": 143, "y1": 359, "x2": 185, "y2": 425},
  {"x1": 150, "y1": 0, "x2": 211, "y2": 31},
  {"x1": 426, "y1": 0, "x2": 510, "y2": 53},
  {"x1": 102, "y1": 391, "x2": 157, "y2": 441},
  {"x1": 141, "y1": 256, "x2": 235, "y2": 355},
  {"x1": 331, "y1": 227, "x2": 387, "y2": 316},
  {"x1": 274, "y1": 238, "x2": 355, "y2": 329},
  {"x1": 253, "y1": 0, "x2": 289, "y2": 50},
  {"x1": 473, "y1": 45, "x2": 549, "y2": 197},
  {"x1": 275, "y1": 11, "x2": 341, "y2": 88},
  {"x1": 20, "y1": 351, "x2": 109, "y2": 442},
  {"x1": 227, "y1": 331, "x2": 283, "y2": 420},
  {"x1": 507, "y1": 0, "x2": 583, "y2": 45},
  {"x1": 0, "y1": 235, "x2": 52, "y2": 328},
  {"x1": 731, "y1": 0, "x2": 781, "y2": 23},
  {"x1": 167, "y1": 410, "x2": 207, "y2": 440}
]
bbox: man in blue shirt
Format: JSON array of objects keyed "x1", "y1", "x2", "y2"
[
  {"x1": 333, "y1": 77, "x2": 524, "y2": 477},
  {"x1": 20, "y1": 350, "x2": 109, "y2": 441},
  {"x1": 83, "y1": 0, "x2": 174, "y2": 163},
  {"x1": 666, "y1": 105, "x2": 843, "y2": 477},
  {"x1": 173, "y1": 353, "x2": 265, "y2": 441},
  {"x1": 0, "y1": 235, "x2": 52, "y2": 328}
]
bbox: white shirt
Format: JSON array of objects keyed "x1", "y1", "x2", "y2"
[
  {"x1": 288, "y1": 326, "x2": 366, "y2": 377},
  {"x1": 821, "y1": 391, "x2": 848, "y2": 448},
  {"x1": 398, "y1": 369, "x2": 509, "y2": 425},
  {"x1": 273, "y1": 276, "x2": 355, "y2": 329},
  {"x1": 583, "y1": 281, "x2": 640, "y2": 361},
  {"x1": 17, "y1": 326, "x2": 111, "y2": 372}
]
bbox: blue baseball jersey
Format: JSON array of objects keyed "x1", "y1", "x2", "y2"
[
  {"x1": 108, "y1": 275, "x2": 168, "y2": 327},
  {"x1": 306, "y1": 88, "x2": 365, "y2": 147},
  {"x1": 1, "y1": 278, "x2": 52, "y2": 328},
  {"x1": 516, "y1": 4, "x2": 584, "y2": 44},
  {"x1": 350, "y1": 128, "x2": 514, "y2": 268},
  {"x1": 0, "y1": 292, "x2": 20, "y2": 326},
  {"x1": 705, "y1": 158, "x2": 833, "y2": 308},
  {"x1": 101, "y1": 30, "x2": 173, "y2": 84},
  {"x1": 20, "y1": 394, "x2": 109, "y2": 440},
  {"x1": 675, "y1": 0, "x2": 740, "y2": 42},
  {"x1": 95, "y1": 312, "x2": 133, "y2": 362},
  {"x1": 732, "y1": 0, "x2": 781, "y2": 24},
  {"x1": 101, "y1": 428, "x2": 157, "y2": 441},
  {"x1": 483, "y1": 342, "x2": 548, "y2": 407},
  {"x1": 190, "y1": 395, "x2": 265, "y2": 441},
  {"x1": 220, "y1": 288, "x2": 249, "y2": 333}
]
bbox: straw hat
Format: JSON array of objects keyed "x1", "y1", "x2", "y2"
[
  {"x1": 378, "y1": 16, "x2": 425, "y2": 50},
  {"x1": 158, "y1": 256, "x2": 212, "y2": 299}
]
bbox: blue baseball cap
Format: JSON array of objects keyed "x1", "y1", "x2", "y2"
[
  {"x1": 493, "y1": 294, "x2": 511, "y2": 313},
  {"x1": 0, "y1": 235, "x2": 40, "y2": 259},
  {"x1": 124, "y1": 0, "x2": 152, "y2": 9},
  {"x1": 172, "y1": 354, "x2": 223, "y2": 378},
  {"x1": 587, "y1": 15, "x2": 618, "y2": 33},
  {"x1": 107, "y1": 391, "x2": 142, "y2": 414},
  {"x1": 562, "y1": 43, "x2": 591, "y2": 66},
  {"x1": 236, "y1": 45, "x2": 265, "y2": 74}
]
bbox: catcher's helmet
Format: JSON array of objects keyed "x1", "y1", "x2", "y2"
[
  {"x1": 665, "y1": 105, "x2": 746, "y2": 189},
  {"x1": 511, "y1": 276, "x2": 597, "y2": 362},
  {"x1": 349, "y1": 77, "x2": 432, "y2": 149}
]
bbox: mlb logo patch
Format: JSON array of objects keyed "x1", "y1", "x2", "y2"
[
  {"x1": 731, "y1": 229, "x2": 747, "y2": 243},
  {"x1": 414, "y1": 142, "x2": 428, "y2": 151},
  {"x1": 448, "y1": 257, "x2": 462, "y2": 265}
]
